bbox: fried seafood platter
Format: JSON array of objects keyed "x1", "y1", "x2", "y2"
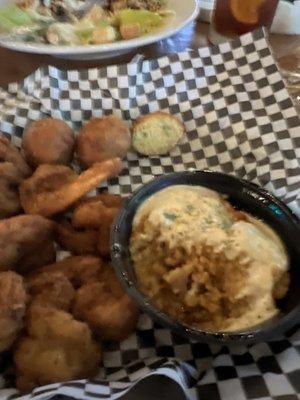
[{"x1": 0, "y1": 116, "x2": 140, "y2": 393}]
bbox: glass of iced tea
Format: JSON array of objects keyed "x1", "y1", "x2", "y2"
[{"x1": 209, "y1": 0, "x2": 279, "y2": 44}]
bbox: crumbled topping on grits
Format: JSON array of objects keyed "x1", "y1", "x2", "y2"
[{"x1": 130, "y1": 185, "x2": 289, "y2": 332}]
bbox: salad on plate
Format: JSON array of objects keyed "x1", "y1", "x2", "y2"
[{"x1": 0, "y1": 0, "x2": 174, "y2": 45}]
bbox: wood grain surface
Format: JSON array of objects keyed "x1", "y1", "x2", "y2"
[{"x1": 0, "y1": 21, "x2": 299, "y2": 88}]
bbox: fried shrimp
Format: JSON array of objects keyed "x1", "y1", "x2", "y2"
[
  {"x1": 56, "y1": 221, "x2": 98, "y2": 255},
  {"x1": 97, "y1": 224, "x2": 111, "y2": 258},
  {"x1": 79, "y1": 191, "x2": 123, "y2": 209},
  {"x1": 20, "y1": 158, "x2": 123, "y2": 217},
  {"x1": 73, "y1": 266, "x2": 139, "y2": 341},
  {"x1": 14, "y1": 306, "x2": 101, "y2": 392},
  {"x1": 27, "y1": 271, "x2": 75, "y2": 311},
  {"x1": 72, "y1": 198, "x2": 120, "y2": 229},
  {"x1": 32, "y1": 256, "x2": 103, "y2": 289},
  {"x1": 0, "y1": 136, "x2": 31, "y2": 177},
  {"x1": 22, "y1": 118, "x2": 75, "y2": 168},
  {"x1": 71, "y1": 192, "x2": 122, "y2": 257},
  {"x1": 0, "y1": 271, "x2": 27, "y2": 352},
  {"x1": 0, "y1": 162, "x2": 23, "y2": 218},
  {"x1": 0, "y1": 215, "x2": 54, "y2": 272},
  {"x1": 18, "y1": 240, "x2": 56, "y2": 275}
]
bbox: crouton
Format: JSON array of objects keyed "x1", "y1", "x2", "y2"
[
  {"x1": 92, "y1": 26, "x2": 117, "y2": 44},
  {"x1": 120, "y1": 22, "x2": 141, "y2": 40}
]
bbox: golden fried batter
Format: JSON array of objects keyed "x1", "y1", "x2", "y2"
[
  {"x1": 0, "y1": 136, "x2": 31, "y2": 178},
  {"x1": 73, "y1": 266, "x2": 139, "y2": 341},
  {"x1": 72, "y1": 193, "x2": 122, "y2": 257},
  {"x1": 32, "y1": 256, "x2": 103, "y2": 289},
  {"x1": 18, "y1": 240, "x2": 56, "y2": 274},
  {"x1": 0, "y1": 162, "x2": 23, "y2": 218},
  {"x1": 56, "y1": 221, "x2": 98, "y2": 255},
  {"x1": 97, "y1": 225, "x2": 111, "y2": 258},
  {"x1": 76, "y1": 116, "x2": 131, "y2": 167},
  {"x1": 72, "y1": 199, "x2": 119, "y2": 229},
  {"x1": 0, "y1": 271, "x2": 27, "y2": 352},
  {"x1": 19, "y1": 158, "x2": 123, "y2": 217},
  {"x1": 14, "y1": 306, "x2": 101, "y2": 392},
  {"x1": 0, "y1": 215, "x2": 54, "y2": 272},
  {"x1": 80, "y1": 191, "x2": 123, "y2": 208},
  {"x1": 27, "y1": 271, "x2": 75, "y2": 311},
  {"x1": 22, "y1": 118, "x2": 75, "y2": 168}
]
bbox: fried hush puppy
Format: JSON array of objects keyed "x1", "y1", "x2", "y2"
[
  {"x1": 20, "y1": 158, "x2": 123, "y2": 217},
  {"x1": 32, "y1": 256, "x2": 103, "y2": 289},
  {"x1": 14, "y1": 306, "x2": 101, "y2": 392},
  {"x1": 56, "y1": 221, "x2": 98, "y2": 255},
  {"x1": 0, "y1": 215, "x2": 54, "y2": 272},
  {"x1": 76, "y1": 116, "x2": 131, "y2": 167},
  {"x1": 22, "y1": 118, "x2": 75, "y2": 168},
  {"x1": 0, "y1": 136, "x2": 31, "y2": 178},
  {"x1": 27, "y1": 271, "x2": 75, "y2": 311},
  {"x1": 132, "y1": 111, "x2": 185, "y2": 156},
  {"x1": 73, "y1": 267, "x2": 139, "y2": 341},
  {"x1": 0, "y1": 271, "x2": 27, "y2": 353},
  {"x1": 0, "y1": 162, "x2": 23, "y2": 218}
]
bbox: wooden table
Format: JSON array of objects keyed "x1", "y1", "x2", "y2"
[{"x1": 0, "y1": 21, "x2": 300, "y2": 88}]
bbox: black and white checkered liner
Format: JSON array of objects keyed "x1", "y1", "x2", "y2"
[{"x1": 0, "y1": 28, "x2": 300, "y2": 400}]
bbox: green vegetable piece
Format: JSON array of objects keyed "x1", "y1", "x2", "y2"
[
  {"x1": 0, "y1": 14, "x2": 16, "y2": 31},
  {"x1": 97, "y1": 20, "x2": 110, "y2": 28},
  {"x1": 75, "y1": 20, "x2": 94, "y2": 40},
  {"x1": 0, "y1": 5, "x2": 32, "y2": 27},
  {"x1": 186, "y1": 204, "x2": 195, "y2": 213},
  {"x1": 118, "y1": 9, "x2": 162, "y2": 32}
]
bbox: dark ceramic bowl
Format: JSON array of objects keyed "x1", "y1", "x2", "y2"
[{"x1": 110, "y1": 170, "x2": 300, "y2": 344}]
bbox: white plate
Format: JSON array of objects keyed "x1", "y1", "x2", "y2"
[{"x1": 0, "y1": 0, "x2": 199, "y2": 59}]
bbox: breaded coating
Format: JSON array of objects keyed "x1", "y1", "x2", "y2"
[
  {"x1": 31, "y1": 256, "x2": 103, "y2": 289},
  {"x1": 79, "y1": 191, "x2": 123, "y2": 208},
  {"x1": 77, "y1": 116, "x2": 130, "y2": 167},
  {"x1": 14, "y1": 306, "x2": 101, "y2": 392},
  {"x1": 0, "y1": 162, "x2": 23, "y2": 218},
  {"x1": 0, "y1": 136, "x2": 31, "y2": 178},
  {"x1": 73, "y1": 266, "x2": 139, "y2": 341},
  {"x1": 0, "y1": 215, "x2": 54, "y2": 272},
  {"x1": 0, "y1": 271, "x2": 27, "y2": 352},
  {"x1": 20, "y1": 158, "x2": 123, "y2": 217},
  {"x1": 72, "y1": 193, "x2": 122, "y2": 257},
  {"x1": 22, "y1": 118, "x2": 75, "y2": 168},
  {"x1": 72, "y1": 198, "x2": 119, "y2": 229},
  {"x1": 18, "y1": 240, "x2": 56, "y2": 274},
  {"x1": 97, "y1": 224, "x2": 111, "y2": 258},
  {"x1": 56, "y1": 221, "x2": 98, "y2": 255},
  {"x1": 27, "y1": 271, "x2": 75, "y2": 311}
]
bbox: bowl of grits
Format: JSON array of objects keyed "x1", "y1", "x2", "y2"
[{"x1": 110, "y1": 171, "x2": 300, "y2": 343}]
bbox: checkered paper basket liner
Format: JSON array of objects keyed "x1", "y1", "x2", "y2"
[{"x1": 0, "y1": 28, "x2": 300, "y2": 400}]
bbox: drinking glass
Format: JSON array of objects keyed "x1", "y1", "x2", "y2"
[{"x1": 209, "y1": 0, "x2": 279, "y2": 44}]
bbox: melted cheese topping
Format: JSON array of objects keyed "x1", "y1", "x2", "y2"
[{"x1": 132, "y1": 185, "x2": 289, "y2": 332}]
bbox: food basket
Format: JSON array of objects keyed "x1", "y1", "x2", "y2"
[{"x1": 0, "y1": 27, "x2": 299, "y2": 400}]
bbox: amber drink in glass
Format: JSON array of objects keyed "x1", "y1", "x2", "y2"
[{"x1": 209, "y1": 0, "x2": 279, "y2": 44}]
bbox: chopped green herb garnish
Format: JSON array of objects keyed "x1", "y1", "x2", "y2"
[
  {"x1": 163, "y1": 212, "x2": 177, "y2": 221},
  {"x1": 186, "y1": 204, "x2": 195, "y2": 213}
]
